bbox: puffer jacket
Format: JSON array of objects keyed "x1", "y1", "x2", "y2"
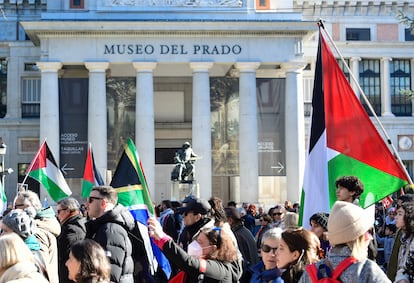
[
  {"x1": 298, "y1": 245, "x2": 391, "y2": 283},
  {"x1": 86, "y1": 204, "x2": 135, "y2": 283}
]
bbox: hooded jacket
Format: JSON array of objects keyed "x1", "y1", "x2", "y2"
[
  {"x1": 86, "y1": 204, "x2": 135, "y2": 283},
  {"x1": 35, "y1": 206, "x2": 61, "y2": 283}
]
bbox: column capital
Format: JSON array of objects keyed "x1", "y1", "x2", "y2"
[
  {"x1": 36, "y1": 61, "x2": 62, "y2": 72},
  {"x1": 189, "y1": 62, "x2": 214, "y2": 72},
  {"x1": 381, "y1": 57, "x2": 392, "y2": 63},
  {"x1": 281, "y1": 61, "x2": 306, "y2": 73},
  {"x1": 85, "y1": 61, "x2": 109, "y2": 72},
  {"x1": 350, "y1": 57, "x2": 361, "y2": 63},
  {"x1": 235, "y1": 62, "x2": 260, "y2": 72},
  {"x1": 132, "y1": 61, "x2": 157, "y2": 72}
]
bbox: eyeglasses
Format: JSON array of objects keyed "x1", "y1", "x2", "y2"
[
  {"x1": 57, "y1": 208, "x2": 68, "y2": 214},
  {"x1": 261, "y1": 244, "x2": 278, "y2": 254},
  {"x1": 88, "y1": 196, "x2": 103, "y2": 203},
  {"x1": 14, "y1": 203, "x2": 25, "y2": 209},
  {"x1": 273, "y1": 212, "x2": 283, "y2": 216},
  {"x1": 259, "y1": 219, "x2": 264, "y2": 222}
]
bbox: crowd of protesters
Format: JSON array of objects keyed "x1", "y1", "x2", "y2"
[{"x1": 0, "y1": 176, "x2": 413, "y2": 282}]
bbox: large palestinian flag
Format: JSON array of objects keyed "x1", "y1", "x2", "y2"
[
  {"x1": 299, "y1": 27, "x2": 409, "y2": 227},
  {"x1": 27, "y1": 141, "x2": 72, "y2": 202}
]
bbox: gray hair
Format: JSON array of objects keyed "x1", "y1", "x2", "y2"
[
  {"x1": 58, "y1": 197, "x2": 80, "y2": 213},
  {"x1": 261, "y1": 227, "x2": 283, "y2": 245},
  {"x1": 15, "y1": 190, "x2": 42, "y2": 211}
]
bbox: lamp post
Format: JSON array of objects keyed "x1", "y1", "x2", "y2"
[{"x1": 0, "y1": 143, "x2": 13, "y2": 202}]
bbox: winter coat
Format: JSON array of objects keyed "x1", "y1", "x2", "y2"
[
  {"x1": 250, "y1": 261, "x2": 283, "y2": 283},
  {"x1": 35, "y1": 206, "x2": 61, "y2": 283},
  {"x1": 395, "y1": 233, "x2": 414, "y2": 283},
  {"x1": 57, "y1": 213, "x2": 86, "y2": 283},
  {"x1": 160, "y1": 238, "x2": 242, "y2": 283},
  {"x1": 86, "y1": 204, "x2": 134, "y2": 283},
  {"x1": 231, "y1": 222, "x2": 259, "y2": 282},
  {"x1": 298, "y1": 245, "x2": 391, "y2": 283},
  {"x1": 0, "y1": 261, "x2": 49, "y2": 283}
]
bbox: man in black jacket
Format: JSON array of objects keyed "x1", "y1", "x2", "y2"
[
  {"x1": 56, "y1": 197, "x2": 86, "y2": 283},
  {"x1": 85, "y1": 186, "x2": 134, "y2": 283},
  {"x1": 225, "y1": 207, "x2": 259, "y2": 282},
  {"x1": 177, "y1": 195, "x2": 214, "y2": 251}
]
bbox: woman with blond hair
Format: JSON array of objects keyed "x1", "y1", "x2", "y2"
[
  {"x1": 299, "y1": 201, "x2": 390, "y2": 283},
  {"x1": 0, "y1": 233, "x2": 49, "y2": 283}
]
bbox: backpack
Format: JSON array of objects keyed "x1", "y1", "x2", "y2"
[{"x1": 306, "y1": 257, "x2": 358, "y2": 283}]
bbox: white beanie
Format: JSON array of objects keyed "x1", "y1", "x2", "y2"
[{"x1": 327, "y1": 201, "x2": 373, "y2": 245}]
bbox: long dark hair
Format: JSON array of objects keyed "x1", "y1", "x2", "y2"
[
  {"x1": 70, "y1": 239, "x2": 111, "y2": 283},
  {"x1": 281, "y1": 228, "x2": 316, "y2": 283},
  {"x1": 401, "y1": 202, "x2": 414, "y2": 237}
]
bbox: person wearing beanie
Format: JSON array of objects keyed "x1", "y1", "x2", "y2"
[
  {"x1": 0, "y1": 209, "x2": 49, "y2": 280},
  {"x1": 309, "y1": 212, "x2": 331, "y2": 257},
  {"x1": 299, "y1": 201, "x2": 391, "y2": 283},
  {"x1": 14, "y1": 190, "x2": 61, "y2": 283}
]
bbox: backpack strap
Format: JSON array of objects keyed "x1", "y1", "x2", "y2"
[
  {"x1": 330, "y1": 256, "x2": 358, "y2": 280},
  {"x1": 306, "y1": 263, "x2": 320, "y2": 283}
]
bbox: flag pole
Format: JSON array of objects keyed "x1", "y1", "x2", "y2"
[
  {"x1": 18, "y1": 139, "x2": 48, "y2": 191},
  {"x1": 317, "y1": 19, "x2": 413, "y2": 186}
]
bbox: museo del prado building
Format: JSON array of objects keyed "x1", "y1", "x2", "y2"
[{"x1": 0, "y1": 0, "x2": 414, "y2": 206}]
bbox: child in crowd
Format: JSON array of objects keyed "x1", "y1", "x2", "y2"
[{"x1": 376, "y1": 223, "x2": 396, "y2": 270}]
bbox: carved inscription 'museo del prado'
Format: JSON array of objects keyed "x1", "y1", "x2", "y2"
[{"x1": 104, "y1": 44, "x2": 242, "y2": 55}]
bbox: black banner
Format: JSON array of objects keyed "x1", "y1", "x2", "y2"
[{"x1": 59, "y1": 78, "x2": 89, "y2": 178}]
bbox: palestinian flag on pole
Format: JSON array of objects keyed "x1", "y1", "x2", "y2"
[
  {"x1": 81, "y1": 144, "x2": 105, "y2": 198},
  {"x1": 299, "y1": 27, "x2": 409, "y2": 227},
  {"x1": 27, "y1": 141, "x2": 72, "y2": 202},
  {"x1": 110, "y1": 138, "x2": 171, "y2": 279}
]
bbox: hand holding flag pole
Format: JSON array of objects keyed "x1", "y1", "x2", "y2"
[{"x1": 317, "y1": 19, "x2": 413, "y2": 186}]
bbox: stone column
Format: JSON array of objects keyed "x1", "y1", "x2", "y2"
[
  {"x1": 5, "y1": 48, "x2": 19, "y2": 118},
  {"x1": 190, "y1": 62, "x2": 213, "y2": 200},
  {"x1": 283, "y1": 62, "x2": 306, "y2": 204},
  {"x1": 235, "y1": 62, "x2": 260, "y2": 203},
  {"x1": 350, "y1": 57, "x2": 361, "y2": 98},
  {"x1": 37, "y1": 62, "x2": 62, "y2": 159},
  {"x1": 85, "y1": 62, "x2": 109, "y2": 179},
  {"x1": 381, "y1": 57, "x2": 394, "y2": 117},
  {"x1": 410, "y1": 59, "x2": 414, "y2": 116},
  {"x1": 133, "y1": 62, "x2": 157, "y2": 197}
]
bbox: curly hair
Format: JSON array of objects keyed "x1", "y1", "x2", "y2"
[
  {"x1": 70, "y1": 239, "x2": 111, "y2": 283},
  {"x1": 401, "y1": 201, "x2": 414, "y2": 237},
  {"x1": 335, "y1": 176, "x2": 364, "y2": 201},
  {"x1": 201, "y1": 226, "x2": 238, "y2": 263}
]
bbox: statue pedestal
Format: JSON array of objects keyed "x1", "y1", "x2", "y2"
[{"x1": 171, "y1": 181, "x2": 200, "y2": 201}]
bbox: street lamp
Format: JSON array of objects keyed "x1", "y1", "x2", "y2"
[{"x1": 0, "y1": 143, "x2": 13, "y2": 190}]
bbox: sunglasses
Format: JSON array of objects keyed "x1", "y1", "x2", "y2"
[
  {"x1": 88, "y1": 196, "x2": 104, "y2": 203},
  {"x1": 57, "y1": 208, "x2": 68, "y2": 214},
  {"x1": 273, "y1": 212, "x2": 283, "y2": 216},
  {"x1": 261, "y1": 244, "x2": 278, "y2": 253}
]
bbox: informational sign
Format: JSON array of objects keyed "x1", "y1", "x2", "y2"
[{"x1": 59, "y1": 78, "x2": 89, "y2": 178}]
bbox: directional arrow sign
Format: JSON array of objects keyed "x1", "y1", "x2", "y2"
[
  {"x1": 271, "y1": 162, "x2": 285, "y2": 173},
  {"x1": 61, "y1": 163, "x2": 75, "y2": 176}
]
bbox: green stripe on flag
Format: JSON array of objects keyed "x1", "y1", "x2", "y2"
[
  {"x1": 328, "y1": 154, "x2": 407, "y2": 208},
  {"x1": 29, "y1": 168, "x2": 71, "y2": 201}
]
